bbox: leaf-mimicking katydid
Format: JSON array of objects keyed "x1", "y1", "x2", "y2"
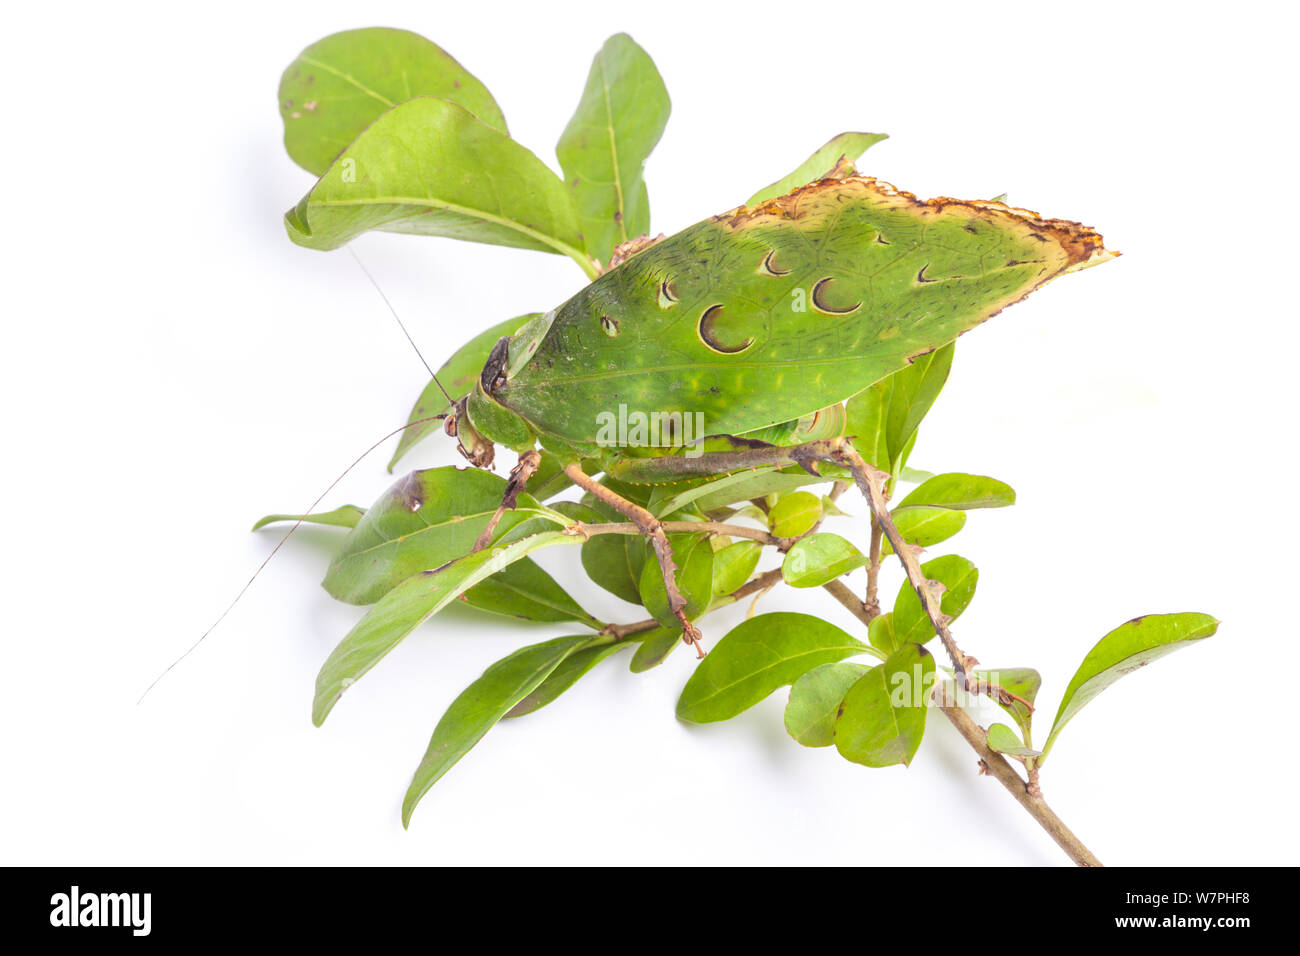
[
  {"x1": 447, "y1": 165, "x2": 1114, "y2": 668},
  {"x1": 216, "y1": 28, "x2": 1216, "y2": 847}
]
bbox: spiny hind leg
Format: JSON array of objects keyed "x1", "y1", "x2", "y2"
[{"x1": 560, "y1": 461, "x2": 705, "y2": 658}]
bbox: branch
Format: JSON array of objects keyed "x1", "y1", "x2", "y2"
[{"x1": 821, "y1": 578, "x2": 1102, "y2": 867}]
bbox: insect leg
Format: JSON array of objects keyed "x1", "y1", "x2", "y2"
[
  {"x1": 821, "y1": 441, "x2": 980, "y2": 689},
  {"x1": 473, "y1": 449, "x2": 543, "y2": 552},
  {"x1": 561, "y1": 462, "x2": 706, "y2": 658}
]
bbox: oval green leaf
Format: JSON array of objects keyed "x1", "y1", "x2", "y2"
[
  {"x1": 402, "y1": 634, "x2": 592, "y2": 827},
  {"x1": 676, "y1": 612, "x2": 866, "y2": 723},
  {"x1": 1041, "y1": 612, "x2": 1219, "y2": 762},
  {"x1": 834, "y1": 643, "x2": 935, "y2": 768},
  {"x1": 768, "y1": 491, "x2": 823, "y2": 538},
  {"x1": 879, "y1": 505, "x2": 967, "y2": 557},
  {"x1": 785, "y1": 661, "x2": 872, "y2": 747},
  {"x1": 285, "y1": 97, "x2": 590, "y2": 272},
  {"x1": 556, "y1": 33, "x2": 670, "y2": 265},
  {"x1": 639, "y1": 532, "x2": 714, "y2": 628},
  {"x1": 279, "y1": 27, "x2": 507, "y2": 176},
  {"x1": 782, "y1": 533, "x2": 870, "y2": 589},
  {"x1": 323, "y1": 467, "x2": 548, "y2": 605},
  {"x1": 503, "y1": 641, "x2": 630, "y2": 718},
  {"x1": 313, "y1": 530, "x2": 581, "y2": 726},
  {"x1": 712, "y1": 540, "x2": 762, "y2": 597},
  {"x1": 898, "y1": 472, "x2": 1016, "y2": 511},
  {"x1": 892, "y1": 554, "x2": 979, "y2": 647}
]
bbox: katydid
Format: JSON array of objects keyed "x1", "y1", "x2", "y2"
[{"x1": 438, "y1": 165, "x2": 1114, "y2": 674}]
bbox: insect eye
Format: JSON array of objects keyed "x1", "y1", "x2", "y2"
[{"x1": 600, "y1": 315, "x2": 620, "y2": 336}]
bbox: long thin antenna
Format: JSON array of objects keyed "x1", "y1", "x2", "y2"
[
  {"x1": 137, "y1": 414, "x2": 444, "y2": 704},
  {"x1": 348, "y1": 247, "x2": 454, "y2": 406}
]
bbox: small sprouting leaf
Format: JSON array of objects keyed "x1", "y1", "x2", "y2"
[
  {"x1": 712, "y1": 540, "x2": 762, "y2": 597},
  {"x1": 1041, "y1": 613, "x2": 1219, "y2": 761},
  {"x1": 898, "y1": 466, "x2": 935, "y2": 484},
  {"x1": 845, "y1": 343, "x2": 954, "y2": 478},
  {"x1": 782, "y1": 533, "x2": 869, "y2": 588},
  {"x1": 785, "y1": 661, "x2": 872, "y2": 747},
  {"x1": 640, "y1": 533, "x2": 715, "y2": 627},
  {"x1": 879, "y1": 505, "x2": 967, "y2": 556},
  {"x1": 628, "y1": 626, "x2": 682, "y2": 672},
  {"x1": 768, "y1": 491, "x2": 823, "y2": 537},
  {"x1": 504, "y1": 641, "x2": 631, "y2": 718},
  {"x1": 868, "y1": 612, "x2": 897, "y2": 655},
  {"x1": 892, "y1": 555, "x2": 978, "y2": 648},
  {"x1": 460, "y1": 557, "x2": 602, "y2": 629},
  {"x1": 746, "y1": 132, "x2": 888, "y2": 206},
  {"x1": 314, "y1": 530, "x2": 580, "y2": 726},
  {"x1": 285, "y1": 97, "x2": 588, "y2": 268},
  {"x1": 402, "y1": 634, "x2": 592, "y2": 826},
  {"x1": 898, "y1": 473, "x2": 1016, "y2": 511},
  {"x1": 251, "y1": 504, "x2": 365, "y2": 531},
  {"x1": 389, "y1": 314, "x2": 538, "y2": 471},
  {"x1": 834, "y1": 644, "x2": 935, "y2": 768},
  {"x1": 820, "y1": 496, "x2": 850, "y2": 518},
  {"x1": 975, "y1": 667, "x2": 1041, "y2": 744},
  {"x1": 279, "y1": 28, "x2": 507, "y2": 176},
  {"x1": 556, "y1": 33, "x2": 670, "y2": 265},
  {"x1": 986, "y1": 723, "x2": 1041, "y2": 759},
  {"x1": 676, "y1": 612, "x2": 866, "y2": 723},
  {"x1": 323, "y1": 468, "x2": 546, "y2": 605}
]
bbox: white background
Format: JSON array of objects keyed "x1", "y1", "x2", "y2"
[{"x1": 3, "y1": 0, "x2": 1295, "y2": 866}]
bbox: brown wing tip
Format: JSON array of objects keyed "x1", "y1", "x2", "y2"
[{"x1": 718, "y1": 174, "x2": 1117, "y2": 272}]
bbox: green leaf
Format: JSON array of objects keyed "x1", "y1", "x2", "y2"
[
  {"x1": 676, "y1": 612, "x2": 866, "y2": 723},
  {"x1": 892, "y1": 555, "x2": 979, "y2": 648},
  {"x1": 389, "y1": 314, "x2": 538, "y2": 471},
  {"x1": 639, "y1": 533, "x2": 714, "y2": 627},
  {"x1": 251, "y1": 504, "x2": 364, "y2": 531},
  {"x1": 746, "y1": 132, "x2": 888, "y2": 206},
  {"x1": 629, "y1": 626, "x2": 682, "y2": 672},
  {"x1": 1041, "y1": 613, "x2": 1219, "y2": 761},
  {"x1": 712, "y1": 540, "x2": 762, "y2": 597},
  {"x1": 846, "y1": 342, "x2": 955, "y2": 478},
  {"x1": 879, "y1": 505, "x2": 967, "y2": 557},
  {"x1": 975, "y1": 667, "x2": 1041, "y2": 744},
  {"x1": 782, "y1": 533, "x2": 869, "y2": 588},
  {"x1": 556, "y1": 33, "x2": 670, "y2": 265},
  {"x1": 459, "y1": 556, "x2": 602, "y2": 629},
  {"x1": 313, "y1": 530, "x2": 580, "y2": 726},
  {"x1": 785, "y1": 661, "x2": 872, "y2": 747},
  {"x1": 279, "y1": 27, "x2": 507, "y2": 176},
  {"x1": 986, "y1": 723, "x2": 1041, "y2": 759},
  {"x1": 285, "y1": 97, "x2": 591, "y2": 274},
  {"x1": 323, "y1": 467, "x2": 549, "y2": 605},
  {"x1": 402, "y1": 634, "x2": 592, "y2": 826},
  {"x1": 898, "y1": 473, "x2": 1016, "y2": 511},
  {"x1": 768, "y1": 491, "x2": 822, "y2": 538},
  {"x1": 834, "y1": 644, "x2": 934, "y2": 768},
  {"x1": 503, "y1": 641, "x2": 630, "y2": 718},
  {"x1": 868, "y1": 612, "x2": 897, "y2": 655},
  {"x1": 672, "y1": 465, "x2": 836, "y2": 514}
]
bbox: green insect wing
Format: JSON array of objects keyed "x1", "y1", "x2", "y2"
[{"x1": 486, "y1": 175, "x2": 1114, "y2": 450}]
